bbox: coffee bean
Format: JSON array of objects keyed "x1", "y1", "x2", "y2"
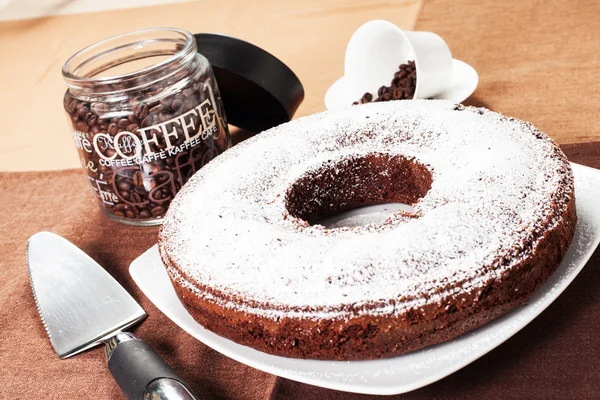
[
  {"x1": 158, "y1": 110, "x2": 173, "y2": 122},
  {"x1": 65, "y1": 96, "x2": 77, "y2": 113},
  {"x1": 393, "y1": 87, "x2": 405, "y2": 100},
  {"x1": 77, "y1": 106, "x2": 90, "y2": 118},
  {"x1": 132, "y1": 171, "x2": 143, "y2": 186},
  {"x1": 113, "y1": 211, "x2": 125, "y2": 218},
  {"x1": 118, "y1": 181, "x2": 131, "y2": 191},
  {"x1": 139, "y1": 209, "x2": 151, "y2": 218},
  {"x1": 126, "y1": 123, "x2": 139, "y2": 132},
  {"x1": 151, "y1": 206, "x2": 165, "y2": 217},
  {"x1": 76, "y1": 121, "x2": 89, "y2": 133},
  {"x1": 395, "y1": 70, "x2": 408, "y2": 80},
  {"x1": 125, "y1": 117, "x2": 137, "y2": 127},
  {"x1": 359, "y1": 92, "x2": 373, "y2": 104},
  {"x1": 134, "y1": 104, "x2": 148, "y2": 120},
  {"x1": 149, "y1": 104, "x2": 163, "y2": 114},
  {"x1": 86, "y1": 113, "x2": 97, "y2": 126},
  {"x1": 141, "y1": 115, "x2": 154, "y2": 128},
  {"x1": 171, "y1": 99, "x2": 184, "y2": 113},
  {"x1": 108, "y1": 123, "x2": 118, "y2": 135},
  {"x1": 131, "y1": 192, "x2": 143, "y2": 204},
  {"x1": 125, "y1": 209, "x2": 136, "y2": 219},
  {"x1": 117, "y1": 118, "x2": 130, "y2": 129}
]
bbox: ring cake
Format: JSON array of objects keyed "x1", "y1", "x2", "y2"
[{"x1": 159, "y1": 100, "x2": 576, "y2": 360}]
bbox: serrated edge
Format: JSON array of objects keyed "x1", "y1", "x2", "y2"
[{"x1": 26, "y1": 238, "x2": 52, "y2": 341}]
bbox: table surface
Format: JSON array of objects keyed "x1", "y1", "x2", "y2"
[
  {"x1": 0, "y1": 0, "x2": 421, "y2": 171},
  {"x1": 2, "y1": 0, "x2": 599, "y2": 171}
]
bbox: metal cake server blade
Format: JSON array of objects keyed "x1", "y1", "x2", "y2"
[
  {"x1": 27, "y1": 232, "x2": 197, "y2": 400},
  {"x1": 27, "y1": 231, "x2": 146, "y2": 358}
]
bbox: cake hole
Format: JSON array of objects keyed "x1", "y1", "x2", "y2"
[
  {"x1": 318, "y1": 203, "x2": 414, "y2": 228},
  {"x1": 285, "y1": 153, "x2": 432, "y2": 227}
]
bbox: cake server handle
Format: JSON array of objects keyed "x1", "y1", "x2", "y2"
[{"x1": 106, "y1": 332, "x2": 198, "y2": 400}]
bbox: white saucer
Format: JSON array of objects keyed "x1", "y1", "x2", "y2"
[
  {"x1": 130, "y1": 163, "x2": 600, "y2": 396},
  {"x1": 324, "y1": 58, "x2": 479, "y2": 110}
]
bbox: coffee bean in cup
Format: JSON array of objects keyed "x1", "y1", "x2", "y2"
[{"x1": 353, "y1": 60, "x2": 417, "y2": 105}]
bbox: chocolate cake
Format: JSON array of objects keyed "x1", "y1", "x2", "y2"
[{"x1": 159, "y1": 100, "x2": 576, "y2": 360}]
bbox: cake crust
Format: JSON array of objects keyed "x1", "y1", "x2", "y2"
[{"x1": 159, "y1": 100, "x2": 576, "y2": 360}]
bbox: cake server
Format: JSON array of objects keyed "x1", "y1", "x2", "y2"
[{"x1": 27, "y1": 231, "x2": 198, "y2": 400}]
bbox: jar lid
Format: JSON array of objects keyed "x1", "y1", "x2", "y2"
[{"x1": 194, "y1": 33, "x2": 305, "y2": 132}]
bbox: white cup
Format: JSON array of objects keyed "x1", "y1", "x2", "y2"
[{"x1": 343, "y1": 20, "x2": 453, "y2": 100}]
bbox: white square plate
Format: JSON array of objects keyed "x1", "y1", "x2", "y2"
[{"x1": 130, "y1": 163, "x2": 600, "y2": 396}]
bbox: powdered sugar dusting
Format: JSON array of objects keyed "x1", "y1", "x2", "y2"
[{"x1": 159, "y1": 100, "x2": 574, "y2": 320}]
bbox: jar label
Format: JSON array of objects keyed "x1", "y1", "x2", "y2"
[
  {"x1": 67, "y1": 90, "x2": 230, "y2": 220},
  {"x1": 87, "y1": 99, "x2": 217, "y2": 166}
]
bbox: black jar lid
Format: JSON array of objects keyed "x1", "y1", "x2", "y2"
[{"x1": 194, "y1": 33, "x2": 305, "y2": 133}]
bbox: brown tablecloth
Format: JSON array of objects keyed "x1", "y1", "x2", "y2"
[
  {"x1": 416, "y1": 0, "x2": 600, "y2": 146},
  {"x1": 3, "y1": 0, "x2": 600, "y2": 398}
]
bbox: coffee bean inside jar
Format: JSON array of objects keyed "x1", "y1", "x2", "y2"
[{"x1": 62, "y1": 28, "x2": 230, "y2": 225}]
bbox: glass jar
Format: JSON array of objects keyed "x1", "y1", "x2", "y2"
[{"x1": 62, "y1": 28, "x2": 230, "y2": 225}]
